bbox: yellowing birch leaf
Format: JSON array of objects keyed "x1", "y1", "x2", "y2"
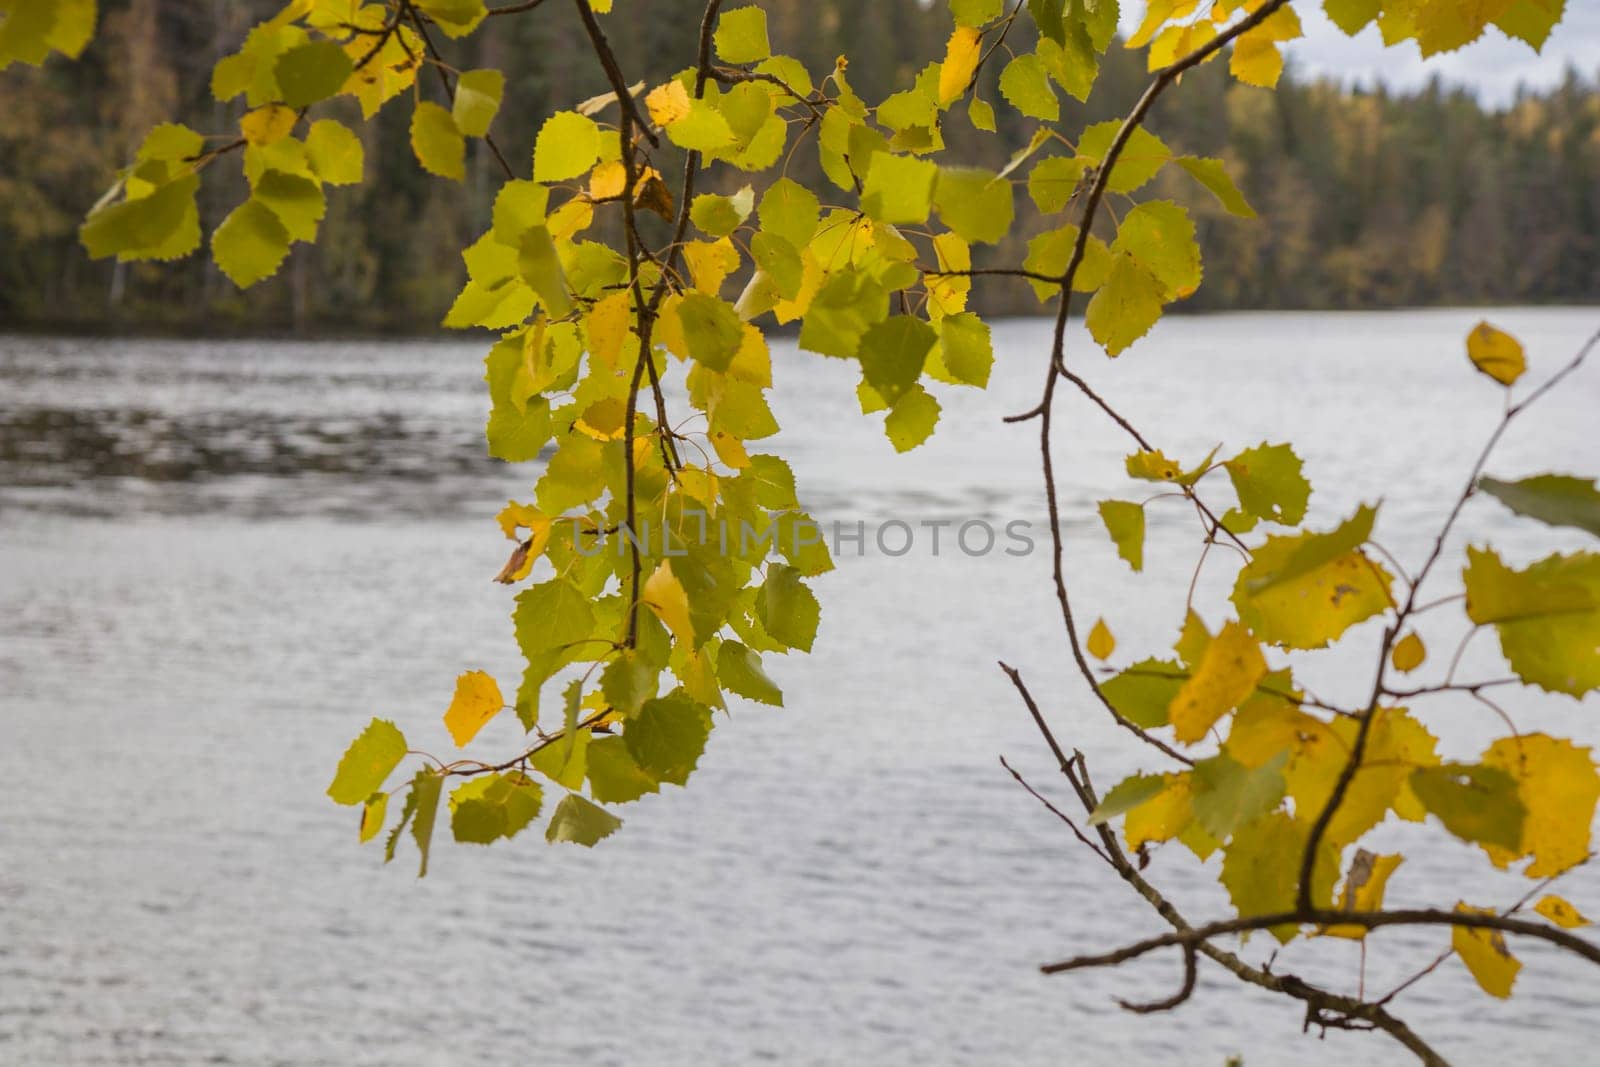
[
  {"x1": 1169, "y1": 620, "x2": 1266, "y2": 744},
  {"x1": 1323, "y1": 850, "x2": 1404, "y2": 938},
  {"x1": 1467, "y1": 320, "x2": 1526, "y2": 385},
  {"x1": 241, "y1": 104, "x2": 297, "y2": 146},
  {"x1": 1088, "y1": 617, "x2": 1116, "y2": 660},
  {"x1": 643, "y1": 561, "x2": 695, "y2": 646},
  {"x1": 1481, "y1": 733, "x2": 1600, "y2": 877},
  {"x1": 1534, "y1": 895, "x2": 1590, "y2": 929},
  {"x1": 1453, "y1": 903, "x2": 1521, "y2": 998},
  {"x1": 938, "y1": 26, "x2": 982, "y2": 105},
  {"x1": 443, "y1": 669, "x2": 505, "y2": 747},
  {"x1": 1392, "y1": 631, "x2": 1426, "y2": 672}
]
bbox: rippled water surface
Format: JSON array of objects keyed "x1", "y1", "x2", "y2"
[{"x1": 3, "y1": 310, "x2": 1599, "y2": 1065}]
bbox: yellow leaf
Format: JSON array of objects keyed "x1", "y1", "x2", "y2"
[
  {"x1": 937, "y1": 26, "x2": 982, "y2": 105},
  {"x1": 1391, "y1": 631, "x2": 1426, "y2": 672},
  {"x1": 358, "y1": 792, "x2": 387, "y2": 843},
  {"x1": 1453, "y1": 903, "x2": 1521, "y2": 998},
  {"x1": 1229, "y1": 34, "x2": 1284, "y2": 87},
  {"x1": 1277, "y1": 706, "x2": 1437, "y2": 845},
  {"x1": 645, "y1": 79, "x2": 692, "y2": 126},
  {"x1": 588, "y1": 159, "x2": 627, "y2": 200},
  {"x1": 241, "y1": 104, "x2": 297, "y2": 146},
  {"x1": 1534, "y1": 894, "x2": 1590, "y2": 929},
  {"x1": 683, "y1": 237, "x2": 741, "y2": 294},
  {"x1": 1467, "y1": 320, "x2": 1526, "y2": 385},
  {"x1": 1237, "y1": 549, "x2": 1393, "y2": 650},
  {"x1": 443, "y1": 669, "x2": 505, "y2": 747},
  {"x1": 710, "y1": 430, "x2": 751, "y2": 468},
  {"x1": 585, "y1": 291, "x2": 632, "y2": 371},
  {"x1": 1481, "y1": 733, "x2": 1600, "y2": 877},
  {"x1": 1087, "y1": 617, "x2": 1116, "y2": 660},
  {"x1": 575, "y1": 397, "x2": 630, "y2": 441},
  {"x1": 1125, "y1": 773, "x2": 1194, "y2": 850},
  {"x1": 1324, "y1": 850, "x2": 1404, "y2": 938},
  {"x1": 643, "y1": 560, "x2": 695, "y2": 646},
  {"x1": 547, "y1": 198, "x2": 594, "y2": 242},
  {"x1": 1125, "y1": 448, "x2": 1184, "y2": 482},
  {"x1": 677, "y1": 466, "x2": 719, "y2": 507},
  {"x1": 1169, "y1": 620, "x2": 1266, "y2": 744}
]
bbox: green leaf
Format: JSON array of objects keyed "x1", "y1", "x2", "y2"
[
  {"x1": 757, "y1": 564, "x2": 820, "y2": 652},
  {"x1": 1084, "y1": 254, "x2": 1164, "y2": 356},
  {"x1": 758, "y1": 177, "x2": 820, "y2": 248},
  {"x1": 1112, "y1": 200, "x2": 1200, "y2": 297},
  {"x1": 1495, "y1": 0, "x2": 1565, "y2": 49},
  {"x1": 253, "y1": 169, "x2": 325, "y2": 242},
  {"x1": 328, "y1": 718, "x2": 408, "y2": 805},
  {"x1": 411, "y1": 101, "x2": 465, "y2": 181},
  {"x1": 274, "y1": 40, "x2": 352, "y2": 108},
  {"x1": 1028, "y1": 0, "x2": 1066, "y2": 44},
  {"x1": 968, "y1": 96, "x2": 997, "y2": 131},
  {"x1": 1220, "y1": 810, "x2": 1336, "y2": 943},
  {"x1": 952, "y1": 0, "x2": 1005, "y2": 26},
  {"x1": 211, "y1": 198, "x2": 291, "y2": 288},
  {"x1": 1192, "y1": 751, "x2": 1286, "y2": 840},
  {"x1": 858, "y1": 315, "x2": 937, "y2": 404},
  {"x1": 714, "y1": 5, "x2": 770, "y2": 63},
  {"x1": 1411, "y1": 764, "x2": 1526, "y2": 850},
  {"x1": 517, "y1": 225, "x2": 573, "y2": 316},
  {"x1": 586, "y1": 737, "x2": 661, "y2": 803},
  {"x1": 79, "y1": 175, "x2": 201, "y2": 263},
  {"x1": 1226, "y1": 442, "x2": 1310, "y2": 526},
  {"x1": 1478, "y1": 474, "x2": 1600, "y2": 538},
  {"x1": 798, "y1": 270, "x2": 887, "y2": 358},
  {"x1": 305, "y1": 119, "x2": 364, "y2": 185},
  {"x1": 530, "y1": 723, "x2": 590, "y2": 790},
  {"x1": 450, "y1": 772, "x2": 543, "y2": 843},
  {"x1": 533, "y1": 110, "x2": 600, "y2": 182},
  {"x1": 453, "y1": 68, "x2": 505, "y2": 138},
  {"x1": 408, "y1": 770, "x2": 445, "y2": 876},
  {"x1": 1177, "y1": 156, "x2": 1256, "y2": 218},
  {"x1": 937, "y1": 312, "x2": 993, "y2": 387},
  {"x1": 666, "y1": 99, "x2": 737, "y2": 153},
  {"x1": 514, "y1": 577, "x2": 597, "y2": 661},
  {"x1": 677, "y1": 292, "x2": 743, "y2": 371},
  {"x1": 1100, "y1": 658, "x2": 1183, "y2": 728},
  {"x1": 1028, "y1": 155, "x2": 1086, "y2": 213},
  {"x1": 1463, "y1": 547, "x2": 1600, "y2": 696},
  {"x1": 999, "y1": 53, "x2": 1059, "y2": 120},
  {"x1": 1088, "y1": 773, "x2": 1166, "y2": 825},
  {"x1": 601, "y1": 650, "x2": 658, "y2": 717},
  {"x1": 1076, "y1": 121, "x2": 1171, "y2": 194},
  {"x1": 933, "y1": 167, "x2": 1014, "y2": 244},
  {"x1": 718, "y1": 641, "x2": 783, "y2": 706},
  {"x1": 625, "y1": 694, "x2": 712, "y2": 786},
  {"x1": 884, "y1": 384, "x2": 941, "y2": 452},
  {"x1": 751, "y1": 232, "x2": 803, "y2": 296},
  {"x1": 861, "y1": 151, "x2": 939, "y2": 225},
  {"x1": 545, "y1": 793, "x2": 622, "y2": 846},
  {"x1": 690, "y1": 187, "x2": 755, "y2": 237},
  {"x1": 415, "y1": 0, "x2": 487, "y2": 37},
  {"x1": 1097, "y1": 499, "x2": 1145, "y2": 571}
]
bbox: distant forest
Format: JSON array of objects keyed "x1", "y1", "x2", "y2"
[{"x1": 3, "y1": 0, "x2": 1598, "y2": 333}]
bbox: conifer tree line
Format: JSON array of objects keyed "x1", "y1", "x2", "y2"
[{"x1": 3, "y1": 0, "x2": 1596, "y2": 332}]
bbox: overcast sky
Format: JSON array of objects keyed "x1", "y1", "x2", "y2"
[{"x1": 1121, "y1": 4, "x2": 1600, "y2": 105}]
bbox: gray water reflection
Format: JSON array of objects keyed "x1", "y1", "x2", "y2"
[{"x1": 2, "y1": 310, "x2": 1599, "y2": 1065}]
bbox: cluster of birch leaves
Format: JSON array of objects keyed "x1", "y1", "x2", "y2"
[{"x1": 23, "y1": 0, "x2": 1593, "y2": 998}]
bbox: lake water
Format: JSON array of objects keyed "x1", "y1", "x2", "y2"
[{"x1": 2, "y1": 309, "x2": 1598, "y2": 1065}]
